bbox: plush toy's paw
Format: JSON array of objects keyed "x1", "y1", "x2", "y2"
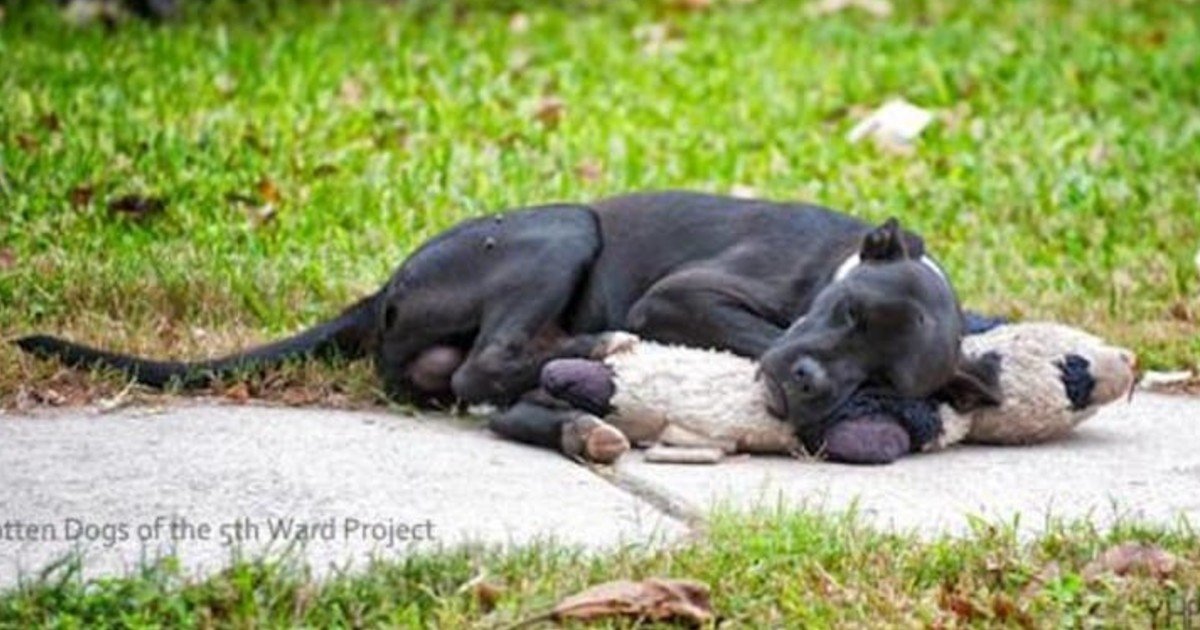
[
  {"x1": 822, "y1": 417, "x2": 911, "y2": 465},
  {"x1": 541, "y1": 358, "x2": 616, "y2": 416},
  {"x1": 591, "y1": 331, "x2": 640, "y2": 358},
  {"x1": 561, "y1": 414, "x2": 631, "y2": 464}
]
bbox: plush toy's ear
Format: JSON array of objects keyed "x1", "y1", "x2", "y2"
[{"x1": 937, "y1": 351, "x2": 1003, "y2": 411}]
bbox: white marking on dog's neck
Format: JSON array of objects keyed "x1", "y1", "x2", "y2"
[{"x1": 832, "y1": 252, "x2": 949, "y2": 285}]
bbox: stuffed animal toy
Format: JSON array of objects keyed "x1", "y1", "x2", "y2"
[{"x1": 538, "y1": 322, "x2": 1137, "y2": 465}]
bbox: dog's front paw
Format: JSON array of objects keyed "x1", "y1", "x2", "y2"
[{"x1": 591, "y1": 331, "x2": 640, "y2": 359}]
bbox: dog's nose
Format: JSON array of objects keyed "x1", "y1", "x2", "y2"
[{"x1": 791, "y1": 356, "x2": 830, "y2": 399}]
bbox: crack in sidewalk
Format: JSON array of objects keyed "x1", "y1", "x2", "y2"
[{"x1": 586, "y1": 462, "x2": 707, "y2": 531}]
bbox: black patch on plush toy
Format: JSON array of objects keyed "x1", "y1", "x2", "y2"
[
  {"x1": 540, "y1": 358, "x2": 616, "y2": 416},
  {"x1": 1057, "y1": 353, "x2": 1095, "y2": 410}
]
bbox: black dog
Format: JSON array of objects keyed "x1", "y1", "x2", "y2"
[{"x1": 16, "y1": 191, "x2": 1001, "y2": 456}]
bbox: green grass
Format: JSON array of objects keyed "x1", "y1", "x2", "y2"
[
  {"x1": 2, "y1": 510, "x2": 1197, "y2": 627},
  {"x1": 1, "y1": 0, "x2": 1199, "y2": 405}
]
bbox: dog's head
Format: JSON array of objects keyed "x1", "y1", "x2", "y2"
[{"x1": 759, "y1": 218, "x2": 1001, "y2": 431}]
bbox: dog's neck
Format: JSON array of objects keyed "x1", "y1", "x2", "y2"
[{"x1": 832, "y1": 252, "x2": 949, "y2": 285}]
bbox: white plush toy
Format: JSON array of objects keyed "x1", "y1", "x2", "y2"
[{"x1": 539, "y1": 322, "x2": 1137, "y2": 465}]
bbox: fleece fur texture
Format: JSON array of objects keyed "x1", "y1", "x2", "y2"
[
  {"x1": 603, "y1": 340, "x2": 801, "y2": 454},
  {"x1": 595, "y1": 322, "x2": 1135, "y2": 457},
  {"x1": 934, "y1": 322, "x2": 1136, "y2": 447}
]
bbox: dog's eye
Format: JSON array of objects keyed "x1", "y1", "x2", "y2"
[{"x1": 844, "y1": 302, "x2": 864, "y2": 328}]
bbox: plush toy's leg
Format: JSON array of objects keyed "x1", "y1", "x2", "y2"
[
  {"x1": 486, "y1": 393, "x2": 630, "y2": 464},
  {"x1": 822, "y1": 417, "x2": 911, "y2": 465},
  {"x1": 540, "y1": 358, "x2": 617, "y2": 416}
]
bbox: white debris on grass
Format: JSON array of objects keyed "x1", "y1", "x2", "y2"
[{"x1": 847, "y1": 98, "x2": 934, "y2": 151}]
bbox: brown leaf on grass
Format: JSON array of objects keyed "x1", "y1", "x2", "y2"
[
  {"x1": 533, "y1": 96, "x2": 565, "y2": 127},
  {"x1": 507, "y1": 48, "x2": 533, "y2": 75},
  {"x1": 1169, "y1": 301, "x2": 1194, "y2": 322},
  {"x1": 808, "y1": 0, "x2": 893, "y2": 18},
  {"x1": 575, "y1": 158, "x2": 603, "y2": 182},
  {"x1": 550, "y1": 578, "x2": 713, "y2": 625},
  {"x1": 1083, "y1": 543, "x2": 1177, "y2": 581},
  {"x1": 990, "y1": 593, "x2": 1035, "y2": 628},
  {"x1": 280, "y1": 387, "x2": 321, "y2": 407},
  {"x1": 473, "y1": 580, "x2": 506, "y2": 612},
  {"x1": 938, "y1": 586, "x2": 982, "y2": 622},
  {"x1": 34, "y1": 387, "x2": 67, "y2": 407},
  {"x1": 340, "y1": 77, "x2": 365, "y2": 106},
  {"x1": 39, "y1": 113, "x2": 62, "y2": 132},
  {"x1": 214, "y1": 73, "x2": 237, "y2": 96},
  {"x1": 223, "y1": 382, "x2": 251, "y2": 404},
  {"x1": 508, "y1": 12, "x2": 530, "y2": 33},
  {"x1": 0, "y1": 247, "x2": 15, "y2": 271},
  {"x1": 258, "y1": 178, "x2": 281, "y2": 204},
  {"x1": 69, "y1": 184, "x2": 95, "y2": 208},
  {"x1": 634, "y1": 23, "x2": 686, "y2": 56},
  {"x1": 107, "y1": 194, "x2": 166, "y2": 219},
  {"x1": 15, "y1": 133, "x2": 39, "y2": 153}
]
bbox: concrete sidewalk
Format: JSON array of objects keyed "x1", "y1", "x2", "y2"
[
  {"x1": 1, "y1": 393, "x2": 1197, "y2": 587},
  {"x1": 0, "y1": 404, "x2": 683, "y2": 587}
]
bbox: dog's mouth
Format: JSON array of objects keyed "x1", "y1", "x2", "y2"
[{"x1": 762, "y1": 373, "x2": 788, "y2": 420}]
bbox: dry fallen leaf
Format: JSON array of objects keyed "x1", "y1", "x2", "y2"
[
  {"x1": 809, "y1": 0, "x2": 893, "y2": 18},
  {"x1": 938, "y1": 586, "x2": 982, "y2": 622},
  {"x1": 0, "y1": 247, "x2": 15, "y2": 271},
  {"x1": 508, "y1": 12, "x2": 529, "y2": 33},
  {"x1": 533, "y1": 96, "x2": 565, "y2": 127},
  {"x1": 258, "y1": 178, "x2": 281, "y2": 204},
  {"x1": 1083, "y1": 542, "x2": 1177, "y2": 581},
  {"x1": 223, "y1": 382, "x2": 251, "y2": 404},
  {"x1": 473, "y1": 580, "x2": 505, "y2": 612},
  {"x1": 550, "y1": 578, "x2": 713, "y2": 625},
  {"x1": 35, "y1": 388, "x2": 67, "y2": 407},
  {"x1": 213, "y1": 72, "x2": 237, "y2": 96},
  {"x1": 339, "y1": 77, "x2": 364, "y2": 106},
  {"x1": 39, "y1": 113, "x2": 62, "y2": 132},
  {"x1": 575, "y1": 158, "x2": 603, "y2": 182},
  {"x1": 69, "y1": 184, "x2": 94, "y2": 208},
  {"x1": 634, "y1": 23, "x2": 686, "y2": 56},
  {"x1": 107, "y1": 194, "x2": 167, "y2": 219},
  {"x1": 848, "y1": 98, "x2": 933, "y2": 154},
  {"x1": 15, "y1": 133, "x2": 38, "y2": 153},
  {"x1": 507, "y1": 48, "x2": 533, "y2": 75}
]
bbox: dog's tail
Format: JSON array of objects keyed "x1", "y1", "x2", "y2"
[{"x1": 13, "y1": 293, "x2": 380, "y2": 388}]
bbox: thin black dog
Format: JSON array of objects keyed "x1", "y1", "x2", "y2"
[{"x1": 16, "y1": 191, "x2": 1001, "y2": 455}]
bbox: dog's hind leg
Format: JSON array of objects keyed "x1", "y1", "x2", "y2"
[{"x1": 374, "y1": 205, "x2": 603, "y2": 406}]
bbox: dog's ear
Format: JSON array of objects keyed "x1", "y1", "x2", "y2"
[
  {"x1": 860, "y1": 218, "x2": 927, "y2": 261},
  {"x1": 860, "y1": 218, "x2": 906, "y2": 261},
  {"x1": 937, "y1": 351, "x2": 1003, "y2": 411}
]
